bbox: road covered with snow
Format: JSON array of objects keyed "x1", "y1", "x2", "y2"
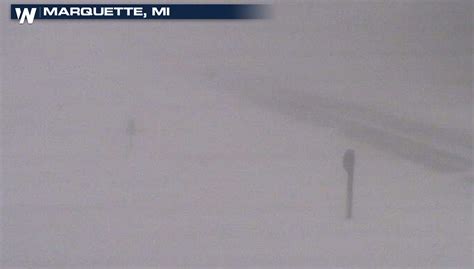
[{"x1": 1, "y1": 0, "x2": 472, "y2": 267}]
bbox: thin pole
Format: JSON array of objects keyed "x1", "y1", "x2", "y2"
[
  {"x1": 343, "y1": 149, "x2": 355, "y2": 219},
  {"x1": 346, "y1": 168, "x2": 354, "y2": 219}
]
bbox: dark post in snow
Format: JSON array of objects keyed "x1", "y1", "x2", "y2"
[{"x1": 343, "y1": 149, "x2": 355, "y2": 219}]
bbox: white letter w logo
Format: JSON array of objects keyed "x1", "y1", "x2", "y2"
[{"x1": 15, "y1": 8, "x2": 37, "y2": 24}]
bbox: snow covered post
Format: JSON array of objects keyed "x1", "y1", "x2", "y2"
[{"x1": 343, "y1": 149, "x2": 355, "y2": 219}]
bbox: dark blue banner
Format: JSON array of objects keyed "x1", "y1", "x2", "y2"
[{"x1": 11, "y1": 4, "x2": 270, "y2": 24}]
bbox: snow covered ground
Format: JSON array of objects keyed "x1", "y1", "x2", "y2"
[{"x1": 1, "y1": 0, "x2": 472, "y2": 268}]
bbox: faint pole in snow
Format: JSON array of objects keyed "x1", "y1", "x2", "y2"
[
  {"x1": 126, "y1": 119, "x2": 136, "y2": 156},
  {"x1": 343, "y1": 149, "x2": 355, "y2": 219}
]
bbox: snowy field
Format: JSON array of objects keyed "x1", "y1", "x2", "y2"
[{"x1": 1, "y1": 0, "x2": 472, "y2": 268}]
